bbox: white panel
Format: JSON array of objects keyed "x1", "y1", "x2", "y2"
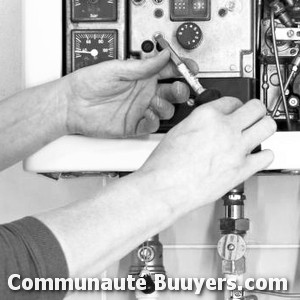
[
  {"x1": 23, "y1": 0, "x2": 62, "y2": 87},
  {"x1": 261, "y1": 132, "x2": 300, "y2": 171},
  {"x1": 24, "y1": 132, "x2": 300, "y2": 173},
  {"x1": 23, "y1": 135, "x2": 164, "y2": 173}
]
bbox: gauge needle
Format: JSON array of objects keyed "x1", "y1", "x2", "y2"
[{"x1": 75, "y1": 49, "x2": 99, "y2": 57}]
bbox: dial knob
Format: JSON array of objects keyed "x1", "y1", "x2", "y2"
[{"x1": 176, "y1": 22, "x2": 202, "y2": 50}]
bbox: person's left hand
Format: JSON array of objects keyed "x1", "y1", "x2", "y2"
[{"x1": 63, "y1": 50, "x2": 199, "y2": 138}]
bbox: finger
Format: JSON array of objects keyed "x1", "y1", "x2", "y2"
[
  {"x1": 158, "y1": 58, "x2": 199, "y2": 79},
  {"x1": 115, "y1": 50, "x2": 171, "y2": 81},
  {"x1": 202, "y1": 97, "x2": 243, "y2": 115},
  {"x1": 136, "y1": 109, "x2": 160, "y2": 136},
  {"x1": 243, "y1": 149, "x2": 274, "y2": 177},
  {"x1": 232, "y1": 99, "x2": 267, "y2": 130},
  {"x1": 150, "y1": 96, "x2": 175, "y2": 120},
  {"x1": 157, "y1": 81, "x2": 190, "y2": 104},
  {"x1": 243, "y1": 116, "x2": 277, "y2": 152}
]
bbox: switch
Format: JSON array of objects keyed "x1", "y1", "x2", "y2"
[{"x1": 176, "y1": 22, "x2": 202, "y2": 50}]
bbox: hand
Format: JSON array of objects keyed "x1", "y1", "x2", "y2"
[
  {"x1": 64, "y1": 50, "x2": 198, "y2": 138},
  {"x1": 138, "y1": 98, "x2": 277, "y2": 208}
]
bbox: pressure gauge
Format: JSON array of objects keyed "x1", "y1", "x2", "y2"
[
  {"x1": 72, "y1": 30, "x2": 118, "y2": 71},
  {"x1": 71, "y1": 0, "x2": 117, "y2": 22}
]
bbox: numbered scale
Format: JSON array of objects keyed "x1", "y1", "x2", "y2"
[{"x1": 72, "y1": 30, "x2": 118, "y2": 71}]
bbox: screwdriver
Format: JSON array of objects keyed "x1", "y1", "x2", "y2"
[
  {"x1": 154, "y1": 34, "x2": 221, "y2": 103},
  {"x1": 154, "y1": 34, "x2": 205, "y2": 95}
]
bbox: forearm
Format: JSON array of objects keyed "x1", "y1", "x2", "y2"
[
  {"x1": 0, "y1": 78, "x2": 68, "y2": 170},
  {"x1": 35, "y1": 170, "x2": 195, "y2": 278}
]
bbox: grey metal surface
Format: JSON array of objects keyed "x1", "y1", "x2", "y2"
[{"x1": 129, "y1": 0, "x2": 256, "y2": 78}]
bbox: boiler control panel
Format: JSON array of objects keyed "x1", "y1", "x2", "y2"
[
  {"x1": 65, "y1": 0, "x2": 126, "y2": 74},
  {"x1": 64, "y1": 0, "x2": 256, "y2": 131},
  {"x1": 129, "y1": 0, "x2": 255, "y2": 78},
  {"x1": 65, "y1": 0, "x2": 255, "y2": 78}
]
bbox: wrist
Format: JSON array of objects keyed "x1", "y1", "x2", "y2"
[
  {"x1": 129, "y1": 168, "x2": 196, "y2": 218},
  {"x1": 52, "y1": 75, "x2": 74, "y2": 136}
]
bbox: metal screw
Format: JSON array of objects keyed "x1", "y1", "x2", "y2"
[
  {"x1": 290, "y1": 48, "x2": 297, "y2": 55},
  {"x1": 287, "y1": 30, "x2": 295, "y2": 37},
  {"x1": 234, "y1": 291, "x2": 242, "y2": 298},
  {"x1": 227, "y1": 244, "x2": 235, "y2": 251},
  {"x1": 138, "y1": 246, "x2": 155, "y2": 262},
  {"x1": 289, "y1": 97, "x2": 299, "y2": 107},
  {"x1": 245, "y1": 65, "x2": 253, "y2": 73}
]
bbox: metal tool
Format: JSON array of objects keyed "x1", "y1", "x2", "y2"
[{"x1": 154, "y1": 34, "x2": 206, "y2": 96}]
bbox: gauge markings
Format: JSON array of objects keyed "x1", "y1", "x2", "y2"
[{"x1": 72, "y1": 31, "x2": 118, "y2": 71}]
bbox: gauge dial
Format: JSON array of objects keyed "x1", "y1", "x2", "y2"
[
  {"x1": 176, "y1": 22, "x2": 202, "y2": 50},
  {"x1": 72, "y1": 31, "x2": 118, "y2": 71},
  {"x1": 72, "y1": 0, "x2": 117, "y2": 22}
]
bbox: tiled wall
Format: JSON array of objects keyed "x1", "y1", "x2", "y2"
[{"x1": 0, "y1": 1, "x2": 300, "y2": 300}]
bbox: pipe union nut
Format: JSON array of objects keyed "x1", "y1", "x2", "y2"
[{"x1": 220, "y1": 218, "x2": 250, "y2": 233}]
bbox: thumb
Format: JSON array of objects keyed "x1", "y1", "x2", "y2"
[{"x1": 116, "y1": 50, "x2": 171, "y2": 81}]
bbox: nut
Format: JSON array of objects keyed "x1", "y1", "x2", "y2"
[
  {"x1": 222, "y1": 257, "x2": 246, "y2": 275},
  {"x1": 220, "y1": 218, "x2": 250, "y2": 234}
]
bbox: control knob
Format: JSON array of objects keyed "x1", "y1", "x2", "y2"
[{"x1": 176, "y1": 22, "x2": 202, "y2": 50}]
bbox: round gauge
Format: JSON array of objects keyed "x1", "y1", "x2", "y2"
[
  {"x1": 72, "y1": 0, "x2": 117, "y2": 22},
  {"x1": 72, "y1": 31, "x2": 118, "y2": 71}
]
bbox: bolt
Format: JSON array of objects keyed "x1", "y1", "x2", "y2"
[
  {"x1": 245, "y1": 65, "x2": 253, "y2": 73},
  {"x1": 287, "y1": 30, "x2": 295, "y2": 38},
  {"x1": 289, "y1": 97, "x2": 299, "y2": 107},
  {"x1": 234, "y1": 291, "x2": 242, "y2": 298},
  {"x1": 262, "y1": 49, "x2": 269, "y2": 56},
  {"x1": 290, "y1": 48, "x2": 297, "y2": 55},
  {"x1": 227, "y1": 244, "x2": 235, "y2": 251}
]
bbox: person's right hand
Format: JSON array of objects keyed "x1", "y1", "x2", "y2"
[{"x1": 138, "y1": 97, "x2": 276, "y2": 209}]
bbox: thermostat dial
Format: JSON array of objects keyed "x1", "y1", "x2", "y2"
[{"x1": 176, "y1": 22, "x2": 202, "y2": 50}]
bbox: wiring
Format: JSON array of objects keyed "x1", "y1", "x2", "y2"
[
  {"x1": 271, "y1": 71, "x2": 295, "y2": 118},
  {"x1": 270, "y1": 9, "x2": 292, "y2": 130}
]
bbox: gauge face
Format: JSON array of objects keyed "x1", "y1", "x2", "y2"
[
  {"x1": 71, "y1": 0, "x2": 117, "y2": 22},
  {"x1": 72, "y1": 31, "x2": 118, "y2": 71}
]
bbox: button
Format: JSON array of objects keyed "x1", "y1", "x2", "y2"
[{"x1": 141, "y1": 40, "x2": 155, "y2": 53}]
